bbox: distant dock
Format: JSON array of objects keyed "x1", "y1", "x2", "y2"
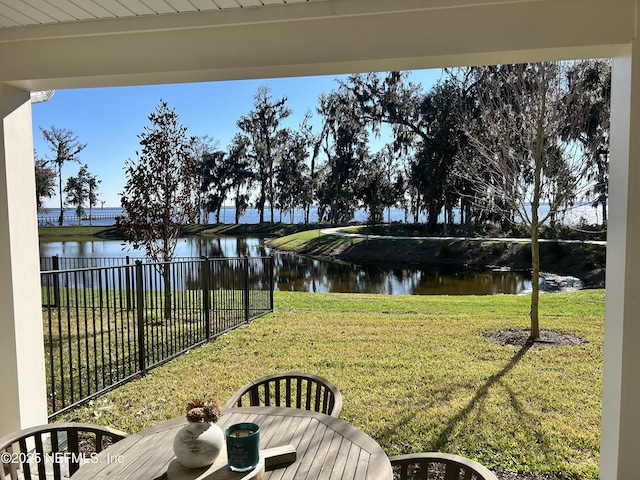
[{"x1": 38, "y1": 213, "x2": 119, "y2": 226}]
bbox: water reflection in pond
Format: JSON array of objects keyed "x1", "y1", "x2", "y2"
[
  {"x1": 39, "y1": 236, "x2": 533, "y2": 295},
  {"x1": 273, "y1": 254, "x2": 531, "y2": 295}
]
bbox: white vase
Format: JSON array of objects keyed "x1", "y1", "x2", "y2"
[{"x1": 173, "y1": 422, "x2": 224, "y2": 469}]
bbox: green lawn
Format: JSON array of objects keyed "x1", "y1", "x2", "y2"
[{"x1": 63, "y1": 290, "x2": 604, "y2": 479}]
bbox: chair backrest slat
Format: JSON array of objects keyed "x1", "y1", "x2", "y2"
[
  {"x1": 34, "y1": 434, "x2": 47, "y2": 479},
  {"x1": 17, "y1": 438, "x2": 32, "y2": 480},
  {"x1": 307, "y1": 380, "x2": 314, "y2": 411},
  {"x1": 265, "y1": 382, "x2": 272, "y2": 406},
  {"x1": 51, "y1": 430, "x2": 62, "y2": 480},
  {"x1": 67, "y1": 429, "x2": 81, "y2": 477},
  {"x1": 294, "y1": 378, "x2": 301, "y2": 409},
  {"x1": 95, "y1": 432, "x2": 104, "y2": 454},
  {"x1": 224, "y1": 372, "x2": 343, "y2": 418},
  {"x1": 444, "y1": 462, "x2": 460, "y2": 480}
]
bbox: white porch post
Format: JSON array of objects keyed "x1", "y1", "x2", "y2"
[
  {"x1": 0, "y1": 84, "x2": 48, "y2": 436},
  {"x1": 601, "y1": 44, "x2": 640, "y2": 479}
]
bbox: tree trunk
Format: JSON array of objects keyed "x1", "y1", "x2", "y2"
[
  {"x1": 89, "y1": 188, "x2": 93, "y2": 226},
  {"x1": 464, "y1": 201, "x2": 472, "y2": 237},
  {"x1": 58, "y1": 165, "x2": 64, "y2": 226},
  {"x1": 442, "y1": 199, "x2": 448, "y2": 235},
  {"x1": 530, "y1": 224, "x2": 541, "y2": 340},
  {"x1": 528, "y1": 74, "x2": 547, "y2": 341}
]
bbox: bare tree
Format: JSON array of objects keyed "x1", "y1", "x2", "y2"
[{"x1": 456, "y1": 63, "x2": 595, "y2": 339}]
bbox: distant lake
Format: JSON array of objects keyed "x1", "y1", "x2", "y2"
[
  {"x1": 38, "y1": 203, "x2": 606, "y2": 227},
  {"x1": 38, "y1": 236, "x2": 538, "y2": 295}
]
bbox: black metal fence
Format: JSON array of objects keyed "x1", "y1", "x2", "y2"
[
  {"x1": 41, "y1": 256, "x2": 274, "y2": 418},
  {"x1": 40, "y1": 255, "x2": 200, "y2": 271}
]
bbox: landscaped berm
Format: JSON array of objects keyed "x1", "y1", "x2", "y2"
[{"x1": 65, "y1": 290, "x2": 604, "y2": 480}]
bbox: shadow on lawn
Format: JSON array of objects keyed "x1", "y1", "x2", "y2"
[
  {"x1": 372, "y1": 343, "x2": 534, "y2": 455},
  {"x1": 430, "y1": 343, "x2": 532, "y2": 451}
]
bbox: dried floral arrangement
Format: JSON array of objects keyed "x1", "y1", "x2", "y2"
[{"x1": 185, "y1": 399, "x2": 221, "y2": 423}]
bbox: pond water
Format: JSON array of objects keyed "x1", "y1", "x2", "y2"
[{"x1": 39, "y1": 236, "x2": 536, "y2": 295}]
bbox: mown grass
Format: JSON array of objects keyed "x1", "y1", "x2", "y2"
[
  {"x1": 38, "y1": 224, "x2": 215, "y2": 241},
  {"x1": 37, "y1": 223, "x2": 332, "y2": 241},
  {"x1": 63, "y1": 290, "x2": 604, "y2": 479}
]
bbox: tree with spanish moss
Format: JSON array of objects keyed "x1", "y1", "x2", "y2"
[
  {"x1": 40, "y1": 126, "x2": 87, "y2": 225},
  {"x1": 193, "y1": 134, "x2": 221, "y2": 223},
  {"x1": 344, "y1": 72, "x2": 468, "y2": 229},
  {"x1": 358, "y1": 145, "x2": 397, "y2": 225},
  {"x1": 316, "y1": 87, "x2": 369, "y2": 224},
  {"x1": 563, "y1": 59, "x2": 611, "y2": 225},
  {"x1": 34, "y1": 158, "x2": 57, "y2": 213},
  {"x1": 236, "y1": 86, "x2": 291, "y2": 223},
  {"x1": 226, "y1": 134, "x2": 254, "y2": 224},
  {"x1": 64, "y1": 164, "x2": 100, "y2": 225},
  {"x1": 199, "y1": 149, "x2": 232, "y2": 224},
  {"x1": 275, "y1": 127, "x2": 312, "y2": 223}
]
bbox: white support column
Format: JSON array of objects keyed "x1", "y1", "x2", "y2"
[
  {"x1": 0, "y1": 84, "x2": 48, "y2": 436},
  {"x1": 600, "y1": 44, "x2": 640, "y2": 479}
]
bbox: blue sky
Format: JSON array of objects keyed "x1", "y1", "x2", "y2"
[{"x1": 32, "y1": 69, "x2": 444, "y2": 208}]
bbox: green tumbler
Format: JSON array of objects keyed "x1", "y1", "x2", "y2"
[{"x1": 225, "y1": 422, "x2": 260, "y2": 472}]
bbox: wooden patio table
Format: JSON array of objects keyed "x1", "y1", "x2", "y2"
[{"x1": 71, "y1": 406, "x2": 393, "y2": 480}]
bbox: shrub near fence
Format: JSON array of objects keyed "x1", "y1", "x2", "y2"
[{"x1": 41, "y1": 256, "x2": 274, "y2": 418}]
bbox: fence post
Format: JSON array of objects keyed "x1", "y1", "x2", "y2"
[
  {"x1": 52, "y1": 255, "x2": 60, "y2": 307},
  {"x1": 269, "y1": 256, "x2": 274, "y2": 311},
  {"x1": 201, "y1": 257, "x2": 211, "y2": 340},
  {"x1": 135, "y1": 260, "x2": 146, "y2": 376},
  {"x1": 125, "y1": 255, "x2": 132, "y2": 311},
  {"x1": 244, "y1": 256, "x2": 250, "y2": 323}
]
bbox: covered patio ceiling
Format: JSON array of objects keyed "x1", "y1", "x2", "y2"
[
  {"x1": 0, "y1": 0, "x2": 324, "y2": 29},
  {"x1": 0, "y1": 0, "x2": 632, "y2": 91},
  {"x1": 1, "y1": 1, "x2": 639, "y2": 479}
]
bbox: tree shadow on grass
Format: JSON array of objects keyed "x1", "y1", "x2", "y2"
[
  {"x1": 429, "y1": 343, "x2": 532, "y2": 450},
  {"x1": 373, "y1": 342, "x2": 534, "y2": 454}
]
